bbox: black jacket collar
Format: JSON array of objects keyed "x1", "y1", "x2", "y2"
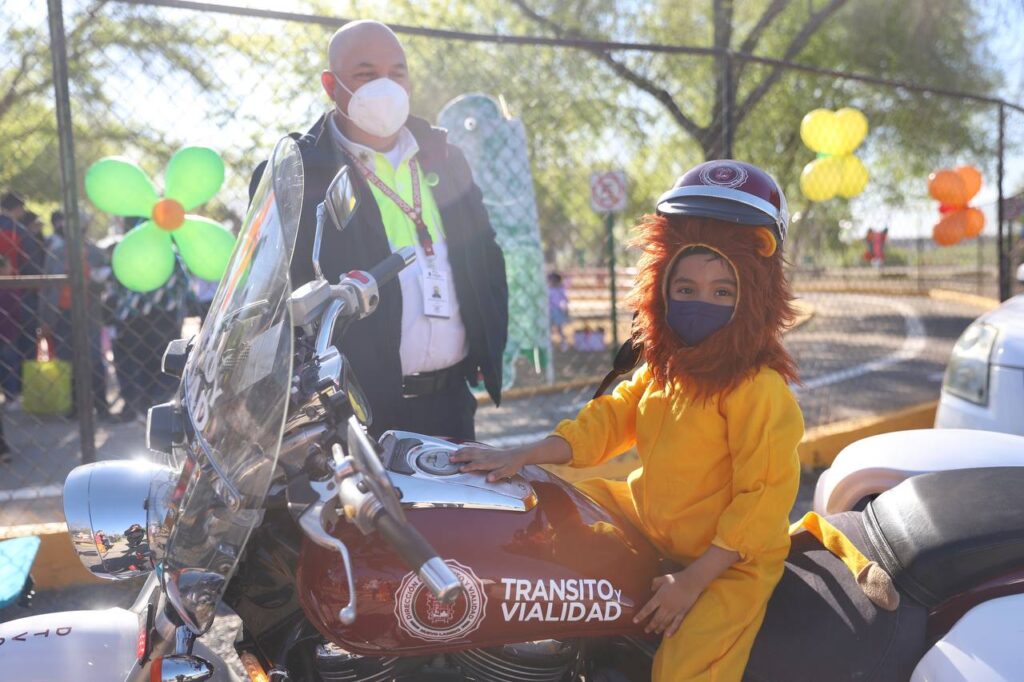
[{"x1": 303, "y1": 112, "x2": 449, "y2": 171}]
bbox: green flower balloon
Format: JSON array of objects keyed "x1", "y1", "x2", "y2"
[{"x1": 85, "y1": 146, "x2": 236, "y2": 292}]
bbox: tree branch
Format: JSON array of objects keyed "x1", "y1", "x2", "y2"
[
  {"x1": 0, "y1": 1, "x2": 109, "y2": 122},
  {"x1": 737, "y1": 0, "x2": 790, "y2": 55},
  {"x1": 0, "y1": 52, "x2": 33, "y2": 121},
  {"x1": 733, "y1": 0, "x2": 849, "y2": 125},
  {"x1": 507, "y1": 0, "x2": 705, "y2": 140}
]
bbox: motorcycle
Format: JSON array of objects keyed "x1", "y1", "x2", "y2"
[{"x1": 4, "y1": 136, "x2": 1024, "y2": 681}]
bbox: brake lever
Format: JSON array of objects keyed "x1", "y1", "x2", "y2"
[{"x1": 298, "y1": 476, "x2": 358, "y2": 625}]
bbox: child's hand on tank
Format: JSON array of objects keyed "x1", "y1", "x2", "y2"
[
  {"x1": 634, "y1": 571, "x2": 703, "y2": 637},
  {"x1": 451, "y1": 446, "x2": 527, "y2": 482},
  {"x1": 452, "y1": 437, "x2": 572, "y2": 482}
]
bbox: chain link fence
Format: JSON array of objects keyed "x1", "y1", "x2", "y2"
[{"x1": 0, "y1": 0, "x2": 1021, "y2": 540}]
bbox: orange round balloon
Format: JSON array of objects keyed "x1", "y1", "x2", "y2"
[
  {"x1": 932, "y1": 221, "x2": 957, "y2": 247},
  {"x1": 152, "y1": 198, "x2": 185, "y2": 231},
  {"x1": 955, "y1": 165, "x2": 982, "y2": 201},
  {"x1": 934, "y1": 211, "x2": 967, "y2": 246},
  {"x1": 963, "y1": 207, "x2": 985, "y2": 237},
  {"x1": 928, "y1": 169, "x2": 967, "y2": 207}
]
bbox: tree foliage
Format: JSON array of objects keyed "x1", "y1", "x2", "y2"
[{"x1": 0, "y1": 0, "x2": 1003, "y2": 258}]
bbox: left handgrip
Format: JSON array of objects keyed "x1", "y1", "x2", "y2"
[
  {"x1": 374, "y1": 511, "x2": 463, "y2": 602},
  {"x1": 367, "y1": 247, "x2": 416, "y2": 289}
]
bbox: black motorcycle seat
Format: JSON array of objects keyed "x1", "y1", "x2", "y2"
[
  {"x1": 862, "y1": 467, "x2": 1024, "y2": 609},
  {"x1": 744, "y1": 512, "x2": 927, "y2": 682}
]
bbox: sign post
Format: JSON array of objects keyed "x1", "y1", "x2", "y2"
[{"x1": 590, "y1": 170, "x2": 628, "y2": 354}]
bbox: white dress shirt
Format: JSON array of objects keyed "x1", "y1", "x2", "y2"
[{"x1": 328, "y1": 115, "x2": 469, "y2": 376}]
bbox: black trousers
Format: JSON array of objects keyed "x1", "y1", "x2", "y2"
[{"x1": 372, "y1": 379, "x2": 477, "y2": 441}]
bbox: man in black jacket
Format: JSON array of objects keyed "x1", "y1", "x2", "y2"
[{"x1": 252, "y1": 20, "x2": 507, "y2": 439}]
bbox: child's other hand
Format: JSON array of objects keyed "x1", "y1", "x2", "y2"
[
  {"x1": 450, "y1": 446, "x2": 527, "y2": 482},
  {"x1": 633, "y1": 572, "x2": 702, "y2": 637}
]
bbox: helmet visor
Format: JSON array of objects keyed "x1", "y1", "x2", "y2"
[{"x1": 656, "y1": 185, "x2": 783, "y2": 237}]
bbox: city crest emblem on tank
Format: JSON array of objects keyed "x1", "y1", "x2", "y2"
[{"x1": 395, "y1": 561, "x2": 488, "y2": 641}]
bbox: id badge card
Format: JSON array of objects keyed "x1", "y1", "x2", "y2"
[{"x1": 422, "y1": 267, "x2": 452, "y2": 318}]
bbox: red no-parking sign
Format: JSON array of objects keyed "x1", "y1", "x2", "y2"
[{"x1": 590, "y1": 170, "x2": 628, "y2": 213}]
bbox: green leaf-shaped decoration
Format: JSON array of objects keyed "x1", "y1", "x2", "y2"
[
  {"x1": 164, "y1": 147, "x2": 225, "y2": 211},
  {"x1": 112, "y1": 222, "x2": 175, "y2": 292},
  {"x1": 173, "y1": 216, "x2": 236, "y2": 282},
  {"x1": 84, "y1": 158, "x2": 159, "y2": 217}
]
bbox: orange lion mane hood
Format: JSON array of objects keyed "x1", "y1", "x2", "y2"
[{"x1": 629, "y1": 214, "x2": 798, "y2": 401}]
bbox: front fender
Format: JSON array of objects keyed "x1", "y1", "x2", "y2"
[{"x1": 0, "y1": 608, "x2": 139, "y2": 682}]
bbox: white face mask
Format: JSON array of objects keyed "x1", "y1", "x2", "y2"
[{"x1": 334, "y1": 75, "x2": 410, "y2": 139}]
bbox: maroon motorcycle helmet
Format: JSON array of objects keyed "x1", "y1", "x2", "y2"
[{"x1": 656, "y1": 160, "x2": 789, "y2": 245}]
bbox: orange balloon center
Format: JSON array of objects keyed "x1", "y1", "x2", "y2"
[{"x1": 152, "y1": 198, "x2": 185, "y2": 231}]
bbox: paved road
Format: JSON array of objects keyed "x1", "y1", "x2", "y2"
[{"x1": 0, "y1": 293, "x2": 981, "y2": 530}]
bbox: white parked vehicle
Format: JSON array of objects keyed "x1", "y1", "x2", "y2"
[{"x1": 934, "y1": 264, "x2": 1024, "y2": 435}]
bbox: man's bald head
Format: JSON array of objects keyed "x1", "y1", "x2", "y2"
[
  {"x1": 320, "y1": 19, "x2": 412, "y2": 147},
  {"x1": 327, "y1": 20, "x2": 403, "y2": 73}
]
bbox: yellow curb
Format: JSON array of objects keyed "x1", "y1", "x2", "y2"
[
  {"x1": 544, "y1": 400, "x2": 941, "y2": 483},
  {"x1": 480, "y1": 298, "x2": 817, "y2": 405},
  {"x1": 797, "y1": 400, "x2": 939, "y2": 469},
  {"x1": 0, "y1": 522, "x2": 68, "y2": 540},
  {"x1": 0, "y1": 523, "x2": 105, "y2": 589},
  {"x1": 927, "y1": 288, "x2": 1000, "y2": 311}
]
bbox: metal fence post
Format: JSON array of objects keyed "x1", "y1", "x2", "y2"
[
  {"x1": 997, "y1": 103, "x2": 1008, "y2": 301},
  {"x1": 47, "y1": 0, "x2": 96, "y2": 463},
  {"x1": 606, "y1": 211, "x2": 618, "y2": 354}
]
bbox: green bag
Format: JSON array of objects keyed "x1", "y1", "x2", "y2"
[{"x1": 22, "y1": 334, "x2": 72, "y2": 416}]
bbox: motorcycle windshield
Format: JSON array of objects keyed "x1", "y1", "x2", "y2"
[{"x1": 160, "y1": 136, "x2": 303, "y2": 634}]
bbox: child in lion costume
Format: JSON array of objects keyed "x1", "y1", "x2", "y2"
[{"x1": 454, "y1": 160, "x2": 804, "y2": 681}]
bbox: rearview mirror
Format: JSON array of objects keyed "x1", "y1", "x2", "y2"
[{"x1": 326, "y1": 167, "x2": 359, "y2": 232}]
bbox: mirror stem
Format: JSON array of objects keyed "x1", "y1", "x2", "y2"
[{"x1": 312, "y1": 202, "x2": 326, "y2": 282}]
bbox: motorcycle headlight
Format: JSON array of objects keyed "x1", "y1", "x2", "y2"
[
  {"x1": 63, "y1": 460, "x2": 175, "y2": 580},
  {"x1": 942, "y1": 322, "x2": 999, "y2": 406}
]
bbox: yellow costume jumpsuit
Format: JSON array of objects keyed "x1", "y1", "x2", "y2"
[{"x1": 553, "y1": 363, "x2": 803, "y2": 681}]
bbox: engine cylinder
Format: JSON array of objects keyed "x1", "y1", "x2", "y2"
[
  {"x1": 450, "y1": 639, "x2": 580, "y2": 682},
  {"x1": 314, "y1": 642, "x2": 398, "y2": 682}
]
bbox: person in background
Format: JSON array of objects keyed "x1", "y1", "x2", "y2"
[
  {"x1": 250, "y1": 20, "x2": 507, "y2": 440},
  {"x1": 0, "y1": 254, "x2": 13, "y2": 463},
  {"x1": 0, "y1": 192, "x2": 27, "y2": 268},
  {"x1": 0, "y1": 254, "x2": 20, "y2": 404},
  {"x1": 108, "y1": 220, "x2": 192, "y2": 422},
  {"x1": 40, "y1": 212, "x2": 110, "y2": 419},
  {"x1": 547, "y1": 271, "x2": 570, "y2": 352},
  {"x1": 0, "y1": 415, "x2": 8, "y2": 463},
  {"x1": 16, "y1": 210, "x2": 46, "y2": 375},
  {"x1": 0, "y1": 193, "x2": 27, "y2": 400}
]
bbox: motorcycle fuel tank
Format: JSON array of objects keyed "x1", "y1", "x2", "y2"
[{"x1": 297, "y1": 463, "x2": 661, "y2": 655}]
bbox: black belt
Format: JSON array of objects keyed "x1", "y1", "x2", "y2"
[{"x1": 402, "y1": 364, "x2": 465, "y2": 398}]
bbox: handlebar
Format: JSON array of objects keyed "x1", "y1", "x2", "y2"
[
  {"x1": 373, "y1": 509, "x2": 463, "y2": 603},
  {"x1": 368, "y1": 247, "x2": 416, "y2": 289},
  {"x1": 312, "y1": 247, "x2": 417, "y2": 360}
]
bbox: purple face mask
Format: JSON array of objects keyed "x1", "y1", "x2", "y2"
[{"x1": 666, "y1": 299, "x2": 734, "y2": 346}]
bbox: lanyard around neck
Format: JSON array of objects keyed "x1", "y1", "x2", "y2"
[{"x1": 348, "y1": 153, "x2": 434, "y2": 257}]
